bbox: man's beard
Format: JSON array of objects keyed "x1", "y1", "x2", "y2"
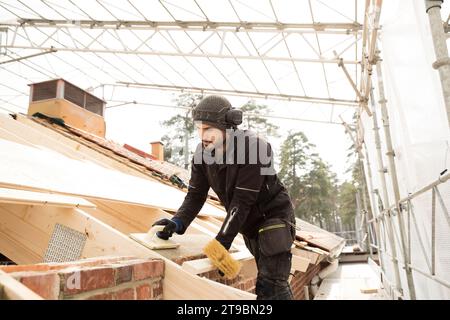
[{"x1": 202, "y1": 139, "x2": 226, "y2": 162}]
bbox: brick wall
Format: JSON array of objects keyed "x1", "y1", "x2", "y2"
[
  {"x1": 199, "y1": 269, "x2": 256, "y2": 294},
  {"x1": 172, "y1": 254, "x2": 257, "y2": 295},
  {"x1": 290, "y1": 262, "x2": 325, "y2": 300},
  {"x1": 0, "y1": 256, "x2": 164, "y2": 300}
]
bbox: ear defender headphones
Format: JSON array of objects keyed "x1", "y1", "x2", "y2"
[
  {"x1": 224, "y1": 108, "x2": 243, "y2": 126},
  {"x1": 192, "y1": 95, "x2": 243, "y2": 129}
]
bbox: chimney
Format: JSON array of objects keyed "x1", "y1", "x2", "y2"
[
  {"x1": 150, "y1": 141, "x2": 164, "y2": 161},
  {"x1": 27, "y1": 79, "x2": 106, "y2": 137}
]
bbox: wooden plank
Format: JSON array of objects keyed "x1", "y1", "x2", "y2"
[
  {"x1": 143, "y1": 234, "x2": 213, "y2": 262},
  {"x1": 83, "y1": 199, "x2": 168, "y2": 235},
  {"x1": 0, "y1": 126, "x2": 36, "y2": 147},
  {"x1": 82, "y1": 200, "x2": 247, "y2": 262},
  {"x1": 85, "y1": 199, "x2": 217, "y2": 238},
  {"x1": 360, "y1": 288, "x2": 379, "y2": 294},
  {"x1": 0, "y1": 270, "x2": 43, "y2": 300},
  {"x1": 291, "y1": 255, "x2": 310, "y2": 273},
  {"x1": 0, "y1": 204, "x2": 50, "y2": 263},
  {"x1": 130, "y1": 232, "x2": 180, "y2": 250},
  {"x1": 13, "y1": 114, "x2": 222, "y2": 212},
  {"x1": 0, "y1": 137, "x2": 225, "y2": 218},
  {"x1": 314, "y1": 278, "x2": 384, "y2": 300},
  {"x1": 182, "y1": 250, "x2": 253, "y2": 275},
  {"x1": 0, "y1": 115, "x2": 224, "y2": 218},
  {"x1": 291, "y1": 247, "x2": 322, "y2": 265},
  {"x1": 339, "y1": 253, "x2": 371, "y2": 263},
  {"x1": 0, "y1": 188, "x2": 96, "y2": 209},
  {"x1": 8, "y1": 114, "x2": 154, "y2": 179},
  {"x1": 0, "y1": 203, "x2": 255, "y2": 299},
  {"x1": 295, "y1": 218, "x2": 345, "y2": 252},
  {"x1": 239, "y1": 258, "x2": 257, "y2": 280}
]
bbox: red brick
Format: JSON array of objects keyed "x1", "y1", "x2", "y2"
[
  {"x1": 243, "y1": 279, "x2": 254, "y2": 290},
  {"x1": 114, "y1": 265, "x2": 132, "y2": 285},
  {"x1": 113, "y1": 288, "x2": 135, "y2": 300},
  {"x1": 61, "y1": 267, "x2": 115, "y2": 295},
  {"x1": 151, "y1": 282, "x2": 163, "y2": 299},
  {"x1": 86, "y1": 293, "x2": 113, "y2": 300},
  {"x1": 136, "y1": 284, "x2": 151, "y2": 300},
  {"x1": 132, "y1": 260, "x2": 164, "y2": 281},
  {"x1": 19, "y1": 272, "x2": 60, "y2": 300}
]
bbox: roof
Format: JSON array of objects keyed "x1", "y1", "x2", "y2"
[
  {"x1": 29, "y1": 112, "x2": 220, "y2": 200},
  {"x1": 295, "y1": 218, "x2": 346, "y2": 256},
  {"x1": 2, "y1": 111, "x2": 344, "y2": 253},
  {"x1": 0, "y1": 0, "x2": 363, "y2": 125}
]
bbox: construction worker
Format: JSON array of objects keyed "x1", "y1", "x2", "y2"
[{"x1": 153, "y1": 95, "x2": 297, "y2": 300}]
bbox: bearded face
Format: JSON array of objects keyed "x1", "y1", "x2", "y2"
[{"x1": 195, "y1": 122, "x2": 225, "y2": 152}]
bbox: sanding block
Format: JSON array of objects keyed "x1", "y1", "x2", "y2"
[{"x1": 129, "y1": 225, "x2": 180, "y2": 250}]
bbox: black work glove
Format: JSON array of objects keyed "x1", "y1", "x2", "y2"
[{"x1": 152, "y1": 218, "x2": 178, "y2": 240}]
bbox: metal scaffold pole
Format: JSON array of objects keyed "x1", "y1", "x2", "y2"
[
  {"x1": 369, "y1": 88, "x2": 403, "y2": 296},
  {"x1": 425, "y1": 0, "x2": 450, "y2": 127},
  {"x1": 375, "y1": 53, "x2": 417, "y2": 299},
  {"x1": 362, "y1": 143, "x2": 386, "y2": 274},
  {"x1": 357, "y1": 155, "x2": 373, "y2": 256}
]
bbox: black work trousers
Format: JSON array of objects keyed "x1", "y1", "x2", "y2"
[{"x1": 243, "y1": 235, "x2": 294, "y2": 300}]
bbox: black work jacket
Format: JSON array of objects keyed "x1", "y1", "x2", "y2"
[{"x1": 173, "y1": 130, "x2": 295, "y2": 249}]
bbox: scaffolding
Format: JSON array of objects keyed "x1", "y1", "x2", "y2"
[{"x1": 356, "y1": 0, "x2": 450, "y2": 300}]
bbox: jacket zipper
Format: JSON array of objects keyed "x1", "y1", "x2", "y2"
[
  {"x1": 258, "y1": 223, "x2": 286, "y2": 233},
  {"x1": 222, "y1": 207, "x2": 238, "y2": 234}
]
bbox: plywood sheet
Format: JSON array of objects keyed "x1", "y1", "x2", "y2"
[
  {"x1": 0, "y1": 203, "x2": 255, "y2": 299},
  {"x1": 0, "y1": 188, "x2": 95, "y2": 208},
  {"x1": 296, "y1": 218, "x2": 345, "y2": 252},
  {"x1": 149, "y1": 234, "x2": 213, "y2": 262},
  {"x1": 0, "y1": 138, "x2": 225, "y2": 218}
]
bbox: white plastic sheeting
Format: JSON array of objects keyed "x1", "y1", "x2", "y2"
[{"x1": 361, "y1": 0, "x2": 450, "y2": 299}]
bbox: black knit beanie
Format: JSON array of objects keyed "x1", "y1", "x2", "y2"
[{"x1": 192, "y1": 95, "x2": 233, "y2": 130}]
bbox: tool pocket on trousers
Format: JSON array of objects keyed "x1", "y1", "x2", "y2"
[{"x1": 258, "y1": 218, "x2": 294, "y2": 257}]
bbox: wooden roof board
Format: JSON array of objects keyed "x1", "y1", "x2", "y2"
[
  {"x1": 295, "y1": 218, "x2": 346, "y2": 253},
  {"x1": 3, "y1": 113, "x2": 344, "y2": 256},
  {"x1": 0, "y1": 202, "x2": 254, "y2": 299},
  {"x1": 0, "y1": 188, "x2": 96, "y2": 209},
  {"x1": 28, "y1": 114, "x2": 220, "y2": 200},
  {"x1": 0, "y1": 137, "x2": 225, "y2": 218}
]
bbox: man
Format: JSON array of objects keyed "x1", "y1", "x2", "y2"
[{"x1": 153, "y1": 95, "x2": 297, "y2": 300}]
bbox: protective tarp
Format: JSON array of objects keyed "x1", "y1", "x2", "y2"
[{"x1": 361, "y1": 0, "x2": 450, "y2": 299}]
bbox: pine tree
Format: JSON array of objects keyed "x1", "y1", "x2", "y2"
[
  {"x1": 160, "y1": 93, "x2": 201, "y2": 168},
  {"x1": 240, "y1": 100, "x2": 279, "y2": 138}
]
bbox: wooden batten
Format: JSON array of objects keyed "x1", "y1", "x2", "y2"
[
  {"x1": 0, "y1": 270, "x2": 43, "y2": 300},
  {"x1": 0, "y1": 203, "x2": 255, "y2": 299},
  {"x1": 291, "y1": 255, "x2": 310, "y2": 273},
  {"x1": 0, "y1": 188, "x2": 96, "y2": 209},
  {"x1": 0, "y1": 136, "x2": 225, "y2": 218},
  {"x1": 181, "y1": 251, "x2": 253, "y2": 275}
]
